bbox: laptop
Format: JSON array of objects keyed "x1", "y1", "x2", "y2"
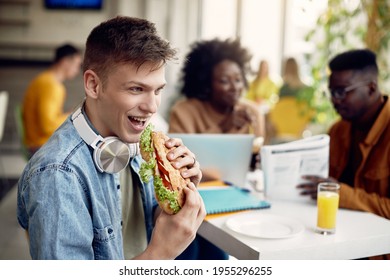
[{"x1": 168, "y1": 133, "x2": 254, "y2": 188}]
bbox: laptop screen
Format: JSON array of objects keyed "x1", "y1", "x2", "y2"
[{"x1": 168, "y1": 133, "x2": 254, "y2": 188}]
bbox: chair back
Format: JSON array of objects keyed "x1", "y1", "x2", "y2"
[{"x1": 0, "y1": 91, "x2": 9, "y2": 142}]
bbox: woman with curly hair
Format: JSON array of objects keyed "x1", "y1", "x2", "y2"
[
  {"x1": 169, "y1": 38, "x2": 265, "y2": 138},
  {"x1": 169, "y1": 38, "x2": 265, "y2": 260}
]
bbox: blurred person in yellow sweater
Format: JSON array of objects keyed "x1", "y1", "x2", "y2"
[
  {"x1": 22, "y1": 44, "x2": 82, "y2": 157},
  {"x1": 246, "y1": 59, "x2": 280, "y2": 108}
]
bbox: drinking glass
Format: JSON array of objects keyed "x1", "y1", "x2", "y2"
[{"x1": 316, "y1": 182, "x2": 340, "y2": 235}]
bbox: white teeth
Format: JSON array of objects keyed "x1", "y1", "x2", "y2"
[{"x1": 130, "y1": 116, "x2": 147, "y2": 122}]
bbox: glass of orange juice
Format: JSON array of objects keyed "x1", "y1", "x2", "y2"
[{"x1": 316, "y1": 182, "x2": 340, "y2": 235}]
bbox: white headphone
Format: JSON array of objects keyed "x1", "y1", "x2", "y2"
[{"x1": 71, "y1": 106, "x2": 139, "y2": 174}]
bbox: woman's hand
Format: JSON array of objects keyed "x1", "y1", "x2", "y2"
[{"x1": 220, "y1": 107, "x2": 253, "y2": 132}]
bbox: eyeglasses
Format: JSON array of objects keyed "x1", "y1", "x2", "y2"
[{"x1": 326, "y1": 81, "x2": 371, "y2": 100}]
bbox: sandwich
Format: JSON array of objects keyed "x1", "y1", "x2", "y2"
[{"x1": 139, "y1": 124, "x2": 188, "y2": 214}]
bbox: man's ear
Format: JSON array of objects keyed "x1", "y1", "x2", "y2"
[{"x1": 84, "y1": 70, "x2": 101, "y2": 99}]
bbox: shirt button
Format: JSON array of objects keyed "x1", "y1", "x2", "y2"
[
  {"x1": 121, "y1": 221, "x2": 123, "y2": 226},
  {"x1": 108, "y1": 228, "x2": 113, "y2": 234},
  {"x1": 117, "y1": 185, "x2": 120, "y2": 190}
]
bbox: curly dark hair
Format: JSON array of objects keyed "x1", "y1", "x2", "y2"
[
  {"x1": 180, "y1": 38, "x2": 252, "y2": 100},
  {"x1": 83, "y1": 16, "x2": 177, "y2": 83}
]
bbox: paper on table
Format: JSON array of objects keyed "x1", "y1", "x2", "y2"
[{"x1": 261, "y1": 134, "x2": 329, "y2": 201}]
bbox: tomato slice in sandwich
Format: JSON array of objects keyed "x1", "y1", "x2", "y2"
[{"x1": 155, "y1": 150, "x2": 173, "y2": 191}]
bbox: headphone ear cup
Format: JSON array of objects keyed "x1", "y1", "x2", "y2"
[{"x1": 93, "y1": 137, "x2": 131, "y2": 174}]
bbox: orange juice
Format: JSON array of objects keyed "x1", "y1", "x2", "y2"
[{"x1": 317, "y1": 191, "x2": 339, "y2": 230}]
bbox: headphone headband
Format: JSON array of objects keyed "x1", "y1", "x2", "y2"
[{"x1": 72, "y1": 107, "x2": 104, "y2": 149}]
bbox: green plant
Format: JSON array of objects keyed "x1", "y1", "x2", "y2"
[
  {"x1": 296, "y1": 84, "x2": 338, "y2": 126},
  {"x1": 302, "y1": 0, "x2": 390, "y2": 128}
]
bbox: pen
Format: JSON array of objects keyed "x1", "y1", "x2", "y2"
[
  {"x1": 223, "y1": 180, "x2": 234, "y2": 186},
  {"x1": 223, "y1": 181, "x2": 251, "y2": 192}
]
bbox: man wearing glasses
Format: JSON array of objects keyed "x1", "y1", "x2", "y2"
[{"x1": 299, "y1": 49, "x2": 390, "y2": 259}]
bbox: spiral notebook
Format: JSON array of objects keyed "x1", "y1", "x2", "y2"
[{"x1": 199, "y1": 187, "x2": 271, "y2": 215}]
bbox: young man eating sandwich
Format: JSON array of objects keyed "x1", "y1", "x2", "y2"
[{"x1": 17, "y1": 16, "x2": 205, "y2": 260}]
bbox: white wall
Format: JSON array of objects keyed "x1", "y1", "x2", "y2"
[
  {"x1": 240, "y1": 0, "x2": 284, "y2": 79},
  {"x1": 283, "y1": 0, "x2": 328, "y2": 83},
  {"x1": 201, "y1": 0, "x2": 237, "y2": 40}
]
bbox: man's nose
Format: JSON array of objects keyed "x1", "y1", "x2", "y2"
[{"x1": 140, "y1": 94, "x2": 158, "y2": 113}]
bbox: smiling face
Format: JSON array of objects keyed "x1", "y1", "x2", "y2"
[
  {"x1": 210, "y1": 59, "x2": 245, "y2": 112},
  {"x1": 84, "y1": 61, "x2": 166, "y2": 143}
]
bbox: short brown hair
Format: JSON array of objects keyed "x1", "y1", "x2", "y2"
[{"x1": 83, "y1": 16, "x2": 177, "y2": 82}]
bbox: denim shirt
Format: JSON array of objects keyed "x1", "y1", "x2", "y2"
[{"x1": 17, "y1": 117, "x2": 156, "y2": 259}]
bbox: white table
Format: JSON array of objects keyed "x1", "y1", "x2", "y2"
[{"x1": 198, "y1": 199, "x2": 390, "y2": 260}]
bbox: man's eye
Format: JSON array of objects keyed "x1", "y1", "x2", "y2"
[
  {"x1": 129, "y1": 87, "x2": 143, "y2": 93},
  {"x1": 333, "y1": 88, "x2": 344, "y2": 94}
]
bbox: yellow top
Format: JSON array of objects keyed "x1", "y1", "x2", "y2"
[
  {"x1": 246, "y1": 77, "x2": 279, "y2": 105},
  {"x1": 268, "y1": 96, "x2": 313, "y2": 140},
  {"x1": 22, "y1": 70, "x2": 68, "y2": 149}
]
